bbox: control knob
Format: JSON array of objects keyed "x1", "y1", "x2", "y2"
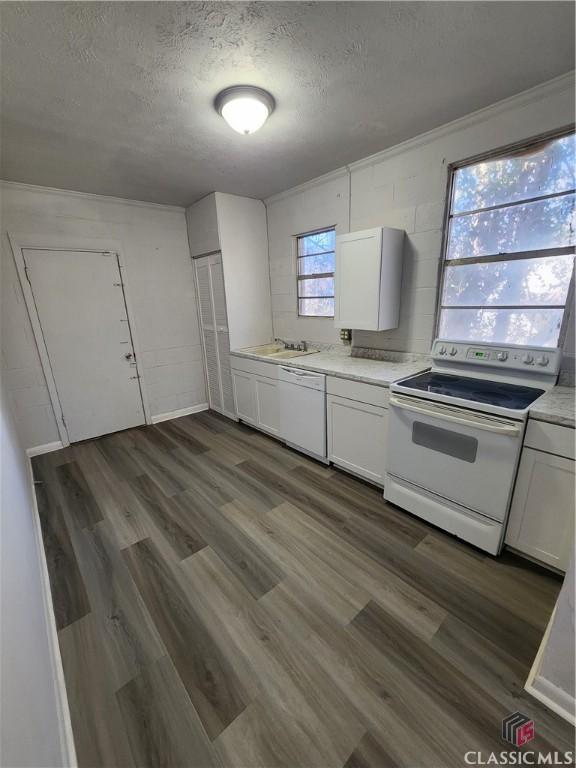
[
  {"x1": 496, "y1": 351, "x2": 508, "y2": 362},
  {"x1": 536, "y1": 355, "x2": 549, "y2": 367},
  {"x1": 438, "y1": 345, "x2": 447, "y2": 355},
  {"x1": 522, "y1": 354, "x2": 534, "y2": 365},
  {"x1": 449, "y1": 346, "x2": 458, "y2": 356}
]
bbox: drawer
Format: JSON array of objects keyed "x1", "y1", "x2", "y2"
[
  {"x1": 326, "y1": 376, "x2": 389, "y2": 408},
  {"x1": 524, "y1": 419, "x2": 575, "y2": 460},
  {"x1": 230, "y1": 355, "x2": 278, "y2": 380}
]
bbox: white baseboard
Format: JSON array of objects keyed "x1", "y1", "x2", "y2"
[
  {"x1": 27, "y1": 460, "x2": 78, "y2": 767},
  {"x1": 26, "y1": 440, "x2": 64, "y2": 458},
  {"x1": 525, "y1": 678, "x2": 576, "y2": 727},
  {"x1": 151, "y1": 403, "x2": 209, "y2": 424},
  {"x1": 525, "y1": 605, "x2": 576, "y2": 726}
]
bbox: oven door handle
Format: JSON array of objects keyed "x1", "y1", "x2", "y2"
[{"x1": 389, "y1": 394, "x2": 522, "y2": 436}]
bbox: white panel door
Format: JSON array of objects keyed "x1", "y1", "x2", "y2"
[
  {"x1": 506, "y1": 448, "x2": 575, "y2": 572},
  {"x1": 327, "y1": 394, "x2": 387, "y2": 485},
  {"x1": 194, "y1": 253, "x2": 236, "y2": 419},
  {"x1": 23, "y1": 249, "x2": 145, "y2": 443},
  {"x1": 335, "y1": 228, "x2": 382, "y2": 330}
]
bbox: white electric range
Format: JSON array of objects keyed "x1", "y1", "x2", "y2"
[{"x1": 384, "y1": 339, "x2": 562, "y2": 555}]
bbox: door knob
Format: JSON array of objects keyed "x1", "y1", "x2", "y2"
[{"x1": 124, "y1": 352, "x2": 133, "y2": 360}]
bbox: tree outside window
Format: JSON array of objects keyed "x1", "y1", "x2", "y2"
[
  {"x1": 438, "y1": 132, "x2": 575, "y2": 348},
  {"x1": 297, "y1": 228, "x2": 336, "y2": 317}
]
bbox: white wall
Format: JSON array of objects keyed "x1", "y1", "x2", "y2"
[
  {"x1": 1, "y1": 183, "x2": 206, "y2": 450},
  {"x1": 0, "y1": 388, "x2": 72, "y2": 767},
  {"x1": 215, "y1": 193, "x2": 273, "y2": 350},
  {"x1": 265, "y1": 73, "x2": 575, "y2": 354},
  {"x1": 266, "y1": 170, "x2": 350, "y2": 345},
  {"x1": 529, "y1": 558, "x2": 575, "y2": 722}
]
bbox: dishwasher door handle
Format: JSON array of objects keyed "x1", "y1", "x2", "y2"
[{"x1": 280, "y1": 367, "x2": 322, "y2": 379}]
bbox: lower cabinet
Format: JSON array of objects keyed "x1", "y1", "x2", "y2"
[
  {"x1": 230, "y1": 361, "x2": 390, "y2": 486},
  {"x1": 231, "y1": 364, "x2": 279, "y2": 437},
  {"x1": 327, "y1": 394, "x2": 387, "y2": 485},
  {"x1": 506, "y1": 446, "x2": 575, "y2": 572},
  {"x1": 254, "y1": 375, "x2": 279, "y2": 437},
  {"x1": 231, "y1": 369, "x2": 257, "y2": 425},
  {"x1": 507, "y1": 420, "x2": 575, "y2": 572}
]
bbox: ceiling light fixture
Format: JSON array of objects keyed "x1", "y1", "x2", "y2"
[{"x1": 215, "y1": 85, "x2": 275, "y2": 135}]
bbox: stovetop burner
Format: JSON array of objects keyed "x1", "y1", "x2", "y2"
[{"x1": 397, "y1": 371, "x2": 545, "y2": 410}]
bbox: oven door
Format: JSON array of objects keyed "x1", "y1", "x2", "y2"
[{"x1": 386, "y1": 394, "x2": 523, "y2": 521}]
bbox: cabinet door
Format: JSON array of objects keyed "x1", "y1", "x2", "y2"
[
  {"x1": 232, "y1": 370, "x2": 256, "y2": 425},
  {"x1": 327, "y1": 394, "x2": 387, "y2": 485},
  {"x1": 255, "y1": 375, "x2": 279, "y2": 436},
  {"x1": 506, "y1": 448, "x2": 575, "y2": 572},
  {"x1": 335, "y1": 229, "x2": 382, "y2": 331}
]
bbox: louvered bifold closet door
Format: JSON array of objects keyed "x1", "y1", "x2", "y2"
[
  {"x1": 194, "y1": 253, "x2": 236, "y2": 419},
  {"x1": 195, "y1": 257, "x2": 222, "y2": 412},
  {"x1": 209, "y1": 259, "x2": 236, "y2": 417}
]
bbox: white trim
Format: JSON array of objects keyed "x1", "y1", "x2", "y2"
[
  {"x1": 0, "y1": 180, "x2": 184, "y2": 212},
  {"x1": 27, "y1": 458, "x2": 78, "y2": 767},
  {"x1": 347, "y1": 71, "x2": 575, "y2": 172},
  {"x1": 26, "y1": 441, "x2": 64, "y2": 458},
  {"x1": 525, "y1": 678, "x2": 576, "y2": 727},
  {"x1": 264, "y1": 71, "x2": 575, "y2": 206},
  {"x1": 151, "y1": 402, "x2": 209, "y2": 424},
  {"x1": 525, "y1": 605, "x2": 576, "y2": 726},
  {"x1": 7, "y1": 233, "x2": 152, "y2": 442}
]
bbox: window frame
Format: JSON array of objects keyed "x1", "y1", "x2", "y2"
[
  {"x1": 435, "y1": 126, "x2": 576, "y2": 349},
  {"x1": 295, "y1": 225, "x2": 336, "y2": 318}
]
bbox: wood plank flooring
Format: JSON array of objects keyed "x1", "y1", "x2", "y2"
[{"x1": 32, "y1": 410, "x2": 573, "y2": 767}]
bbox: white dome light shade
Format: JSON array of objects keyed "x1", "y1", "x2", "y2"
[{"x1": 215, "y1": 86, "x2": 275, "y2": 135}]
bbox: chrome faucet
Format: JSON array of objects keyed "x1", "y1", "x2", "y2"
[{"x1": 275, "y1": 338, "x2": 308, "y2": 352}]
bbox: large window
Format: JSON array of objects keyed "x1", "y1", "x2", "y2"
[
  {"x1": 438, "y1": 132, "x2": 575, "y2": 348},
  {"x1": 297, "y1": 227, "x2": 335, "y2": 317}
]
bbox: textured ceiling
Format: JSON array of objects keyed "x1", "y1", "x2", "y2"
[{"x1": 1, "y1": 2, "x2": 574, "y2": 206}]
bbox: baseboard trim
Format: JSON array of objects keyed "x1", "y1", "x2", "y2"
[
  {"x1": 26, "y1": 440, "x2": 64, "y2": 458},
  {"x1": 525, "y1": 678, "x2": 576, "y2": 727},
  {"x1": 151, "y1": 403, "x2": 209, "y2": 424},
  {"x1": 27, "y1": 459, "x2": 78, "y2": 767},
  {"x1": 525, "y1": 605, "x2": 576, "y2": 726}
]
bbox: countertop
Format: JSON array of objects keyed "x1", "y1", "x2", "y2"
[
  {"x1": 230, "y1": 347, "x2": 429, "y2": 387},
  {"x1": 529, "y1": 386, "x2": 575, "y2": 429},
  {"x1": 231, "y1": 347, "x2": 576, "y2": 427}
]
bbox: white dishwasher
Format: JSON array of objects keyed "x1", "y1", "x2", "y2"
[{"x1": 278, "y1": 366, "x2": 327, "y2": 461}]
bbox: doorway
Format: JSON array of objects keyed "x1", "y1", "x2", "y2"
[{"x1": 21, "y1": 248, "x2": 146, "y2": 443}]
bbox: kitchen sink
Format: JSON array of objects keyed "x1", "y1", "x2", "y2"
[{"x1": 240, "y1": 344, "x2": 318, "y2": 359}]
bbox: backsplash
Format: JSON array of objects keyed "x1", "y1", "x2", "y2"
[
  {"x1": 287, "y1": 338, "x2": 574, "y2": 388},
  {"x1": 275, "y1": 339, "x2": 431, "y2": 365},
  {"x1": 351, "y1": 347, "x2": 430, "y2": 364},
  {"x1": 558, "y1": 354, "x2": 575, "y2": 387}
]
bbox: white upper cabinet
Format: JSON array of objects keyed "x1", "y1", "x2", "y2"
[
  {"x1": 185, "y1": 194, "x2": 220, "y2": 258},
  {"x1": 334, "y1": 227, "x2": 404, "y2": 331}
]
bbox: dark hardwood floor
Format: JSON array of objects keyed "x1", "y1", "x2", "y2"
[{"x1": 32, "y1": 410, "x2": 573, "y2": 767}]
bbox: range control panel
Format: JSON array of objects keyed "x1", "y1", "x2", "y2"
[{"x1": 432, "y1": 340, "x2": 562, "y2": 375}]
